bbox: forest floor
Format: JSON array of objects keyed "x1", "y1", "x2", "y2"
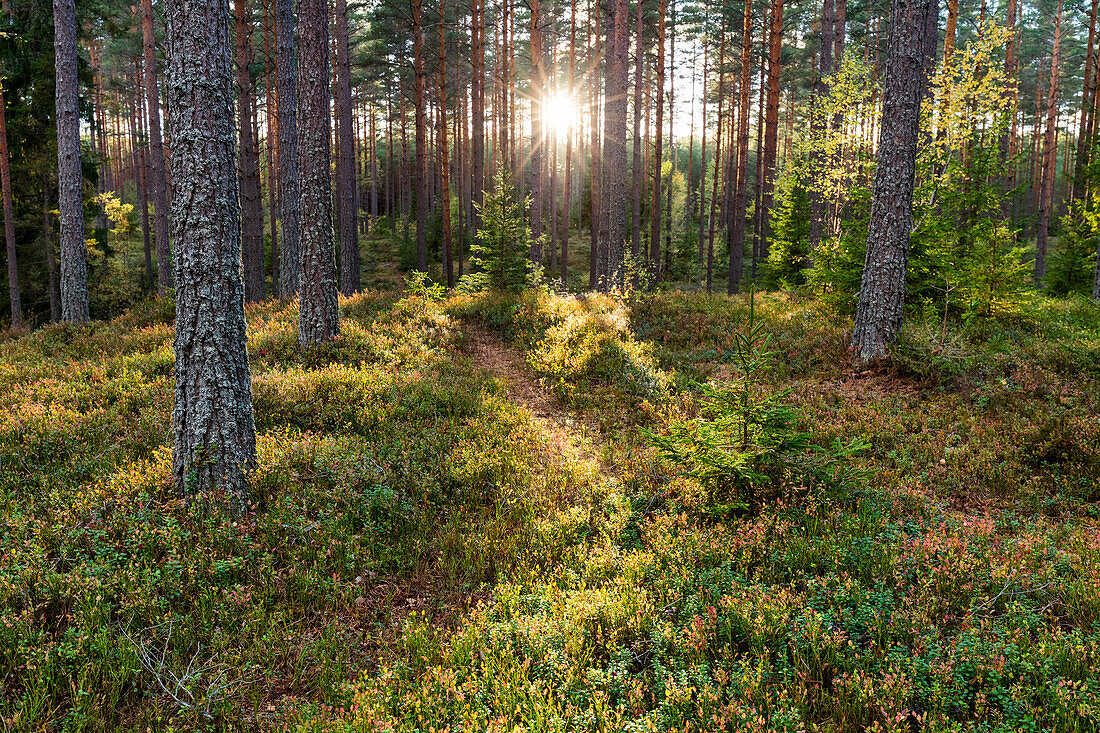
[{"x1": 2, "y1": 249, "x2": 1100, "y2": 731}]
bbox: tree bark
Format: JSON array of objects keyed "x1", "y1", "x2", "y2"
[
  {"x1": 471, "y1": 0, "x2": 485, "y2": 229},
  {"x1": 438, "y1": 0, "x2": 454, "y2": 287},
  {"x1": 236, "y1": 0, "x2": 265, "y2": 302},
  {"x1": 164, "y1": 0, "x2": 258, "y2": 510},
  {"x1": 850, "y1": 0, "x2": 937, "y2": 362},
  {"x1": 600, "y1": 0, "x2": 629, "y2": 290},
  {"x1": 807, "y1": 0, "x2": 834, "y2": 260},
  {"x1": 297, "y1": 0, "x2": 339, "y2": 343},
  {"x1": 335, "y1": 0, "x2": 359, "y2": 294},
  {"x1": 728, "y1": 0, "x2": 752, "y2": 295},
  {"x1": 142, "y1": 0, "x2": 173, "y2": 294},
  {"x1": 413, "y1": 0, "x2": 428, "y2": 272},
  {"x1": 275, "y1": 0, "x2": 300, "y2": 296},
  {"x1": 0, "y1": 81, "x2": 20, "y2": 330},
  {"x1": 1035, "y1": 0, "x2": 1063, "y2": 284},
  {"x1": 630, "y1": 0, "x2": 644, "y2": 264},
  {"x1": 530, "y1": 0, "x2": 545, "y2": 261},
  {"x1": 650, "y1": 0, "x2": 665, "y2": 279},
  {"x1": 54, "y1": 0, "x2": 90, "y2": 323},
  {"x1": 760, "y1": 0, "x2": 784, "y2": 266}
]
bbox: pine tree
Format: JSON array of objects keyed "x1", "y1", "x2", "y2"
[{"x1": 164, "y1": 0, "x2": 258, "y2": 511}]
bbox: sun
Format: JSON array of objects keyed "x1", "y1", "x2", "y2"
[{"x1": 543, "y1": 92, "x2": 579, "y2": 133}]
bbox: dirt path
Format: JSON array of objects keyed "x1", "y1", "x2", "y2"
[{"x1": 461, "y1": 322, "x2": 609, "y2": 477}]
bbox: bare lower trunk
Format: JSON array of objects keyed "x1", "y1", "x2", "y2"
[
  {"x1": 851, "y1": 0, "x2": 937, "y2": 362},
  {"x1": 1035, "y1": 1, "x2": 1063, "y2": 284},
  {"x1": 54, "y1": 0, "x2": 89, "y2": 323},
  {"x1": 142, "y1": 0, "x2": 173, "y2": 294},
  {"x1": 600, "y1": 0, "x2": 628, "y2": 290},
  {"x1": 165, "y1": 0, "x2": 257, "y2": 511},
  {"x1": 413, "y1": 0, "x2": 428, "y2": 272},
  {"x1": 297, "y1": 0, "x2": 339, "y2": 343},
  {"x1": 335, "y1": 0, "x2": 359, "y2": 294},
  {"x1": 236, "y1": 0, "x2": 265, "y2": 302},
  {"x1": 0, "y1": 82, "x2": 22, "y2": 329},
  {"x1": 275, "y1": 0, "x2": 301, "y2": 296}
]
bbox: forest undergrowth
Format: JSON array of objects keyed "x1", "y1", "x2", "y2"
[{"x1": 1, "y1": 263, "x2": 1099, "y2": 731}]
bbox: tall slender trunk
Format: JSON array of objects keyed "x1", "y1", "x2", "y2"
[
  {"x1": 236, "y1": 0, "x2": 265, "y2": 301},
  {"x1": 1035, "y1": 0, "x2": 1063, "y2": 284},
  {"x1": 760, "y1": 0, "x2": 783, "y2": 267},
  {"x1": 263, "y1": 0, "x2": 280, "y2": 292},
  {"x1": 413, "y1": 0, "x2": 428, "y2": 272},
  {"x1": 589, "y1": 0, "x2": 601, "y2": 289},
  {"x1": 650, "y1": 0, "x2": 666, "y2": 278},
  {"x1": 663, "y1": 0, "x2": 675, "y2": 276},
  {"x1": 335, "y1": 0, "x2": 359, "y2": 294},
  {"x1": 0, "y1": 80, "x2": 21, "y2": 330},
  {"x1": 807, "y1": 0, "x2": 834, "y2": 260},
  {"x1": 276, "y1": 0, "x2": 301, "y2": 295},
  {"x1": 1076, "y1": 0, "x2": 1098, "y2": 198},
  {"x1": 133, "y1": 64, "x2": 154, "y2": 290},
  {"x1": 630, "y1": 0, "x2": 643, "y2": 263},
  {"x1": 706, "y1": 26, "x2": 726, "y2": 293},
  {"x1": 697, "y1": 33, "x2": 709, "y2": 281},
  {"x1": 728, "y1": 0, "x2": 752, "y2": 295},
  {"x1": 563, "y1": 0, "x2": 577, "y2": 283},
  {"x1": 471, "y1": 0, "x2": 485, "y2": 227},
  {"x1": 530, "y1": 0, "x2": 545, "y2": 261},
  {"x1": 297, "y1": 0, "x2": 339, "y2": 343},
  {"x1": 851, "y1": 0, "x2": 937, "y2": 361},
  {"x1": 165, "y1": 0, "x2": 258, "y2": 510},
  {"x1": 438, "y1": 0, "x2": 454, "y2": 287},
  {"x1": 43, "y1": 179, "x2": 60, "y2": 323},
  {"x1": 54, "y1": 0, "x2": 89, "y2": 322},
  {"x1": 142, "y1": 0, "x2": 173, "y2": 294}
]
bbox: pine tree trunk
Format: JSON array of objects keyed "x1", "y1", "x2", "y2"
[
  {"x1": 807, "y1": 0, "x2": 834, "y2": 261},
  {"x1": 589, "y1": 0, "x2": 601, "y2": 290},
  {"x1": 601, "y1": 0, "x2": 629, "y2": 290},
  {"x1": 412, "y1": 0, "x2": 428, "y2": 272},
  {"x1": 54, "y1": 0, "x2": 89, "y2": 323},
  {"x1": 760, "y1": 0, "x2": 783, "y2": 266},
  {"x1": 132, "y1": 66, "x2": 154, "y2": 291},
  {"x1": 236, "y1": 0, "x2": 265, "y2": 302},
  {"x1": 164, "y1": 0, "x2": 258, "y2": 510},
  {"x1": 438, "y1": 0, "x2": 454, "y2": 287},
  {"x1": 530, "y1": 0, "x2": 545, "y2": 262},
  {"x1": 263, "y1": 0, "x2": 280, "y2": 292},
  {"x1": 472, "y1": 0, "x2": 485, "y2": 228},
  {"x1": 297, "y1": 0, "x2": 339, "y2": 343},
  {"x1": 706, "y1": 27, "x2": 726, "y2": 294},
  {"x1": 43, "y1": 178, "x2": 60, "y2": 323},
  {"x1": 630, "y1": 0, "x2": 643, "y2": 264},
  {"x1": 334, "y1": 0, "x2": 360, "y2": 294},
  {"x1": 142, "y1": 0, "x2": 173, "y2": 294},
  {"x1": 728, "y1": 0, "x2": 752, "y2": 295},
  {"x1": 1035, "y1": 0, "x2": 1063, "y2": 284},
  {"x1": 275, "y1": 0, "x2": 301, "y2": 296},
  {"x1": 850, "y1": 0, "x2": 936, "y2": 362},
  {"x1": 650, "y1": 0, "x2": 666, "y2": 279},
  {"x1": 0, "y1": 81, "x2": 21, "y2": 330}
]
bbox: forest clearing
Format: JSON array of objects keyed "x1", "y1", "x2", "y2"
[{"x1": 2, "y1": 0, "x2": 1100, "y2": 729}]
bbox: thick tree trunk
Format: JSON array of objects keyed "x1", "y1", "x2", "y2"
[
  {"x1": 600, "y1": 0, "x2": 629, "y2": 290},
  {"x1": 164, "y1": 0, "x2": 258, "y2": 510},
  {"x1": 563, "y1": 0, "x2": 577, "y2": 283},
  {"x1": 236, "y1": 0, "x2": 265, "y2": 302},
  {"x1": 54, "y1": 0, "x2": 89, "y2": 323},
  {"x1": 275, "y1": 0, "x2": 300, "y2": 295},
  {"x1": 335, "y1": 0, "x2": 359, "y2": 294},
  {"x1": 0, "y1": 82, "x2": 21, "y2": 330},
  {"x1": 142, "y1": 0, "x2": 173, "y2": 294},
  {"x1": 850, "y1": 0, "x2": 937, "y2": 362},
  {"x1": 297, "y1": 0, "x2": 339, "y2": 343},
  {"x1": 1035, "y1": 1, "x2": 1063, "y2": 284}
]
